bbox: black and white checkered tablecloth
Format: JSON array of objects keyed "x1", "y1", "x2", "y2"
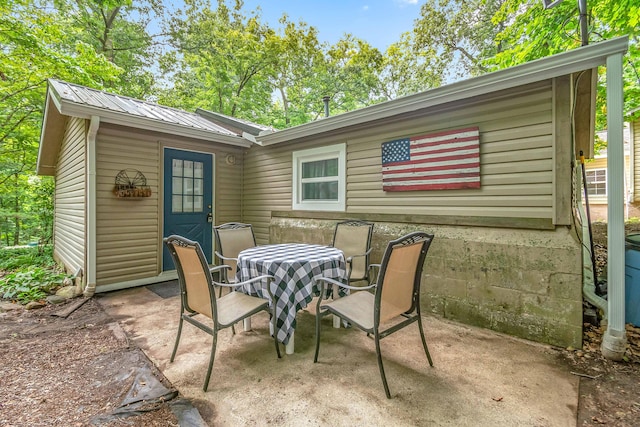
[{"x1": 235, "y1": 243, "x2": 346, "y2": 345}]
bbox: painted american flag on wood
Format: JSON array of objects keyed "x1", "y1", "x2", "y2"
[{"x1": 381, "y1": 126, "x2": 481, "y2": 191}]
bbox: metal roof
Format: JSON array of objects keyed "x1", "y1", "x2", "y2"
[
  {"x1": 196, "y1": 108, "x2": 272, "y2": 136},
  {"x1": 48, "y1": 79, "x2": 242, "y2": 139}
]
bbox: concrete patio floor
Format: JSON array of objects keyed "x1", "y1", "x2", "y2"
[{"x1": 96, "y1": 285, "x2": 579, "y2": 426}]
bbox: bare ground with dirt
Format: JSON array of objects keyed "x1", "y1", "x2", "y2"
[{"x1": 0, "y1": 299, "x2": 178, "y2": 426}]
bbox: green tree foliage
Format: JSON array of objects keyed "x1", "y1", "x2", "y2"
[
  {"x1": 53, "y1": 0, "x2": 163, "y2": 97},
  {"x1": 161, "y1": 1, "x2": 391, "y2": 128},
  {"x1": 380, "y1": 31, "x2": 443, "y2": 100},
  {"x1": 412, "y1": 0, "x2": 508, "y2": 82},
  {"x1": 161, "y1": 0, "x2": 274, "y2": 120},
  {"x1": 321, "y1": 35, "x2": 385, "y2": 114},
  {"x1": 263, "y1": 15, "x2": 326, "y2": 127},
  {"x1": 0, "y1": 0, "x2": 121, "y2": 246},
  {"x1": 0, "y1": 0, "x2": 154, "y2": 246}
]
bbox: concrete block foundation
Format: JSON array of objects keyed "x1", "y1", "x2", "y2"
[{"x1": 270, "y1": 216, "x2": 583, "y2": 348}]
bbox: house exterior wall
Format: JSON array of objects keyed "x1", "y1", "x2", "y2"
[
  {"x1": 53, "y1": 116, "x2": 86, "y2": 274},
  {"x1": 94, "y1": 124, "x2": 244, "y2": 287},
  {"x1": 243, "y1": 78, "x2": 584, "y2": 348},
  {"x1": 583, "y1": 145, "x2": 640, "y2": 222}
]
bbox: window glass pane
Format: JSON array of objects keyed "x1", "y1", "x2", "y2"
[
  {"x1": 172, "y1": 195, "x2": 183, "y2": 213},
  {"x1": 194, "y1": 162, "x2": 203, "y2": 179},
  {"x1": 193, "y1": 196, "x2": 203, "y2": 212},
  {"x1": 172, "y1": 159, "x2": 183, "y2": 177},
  {"x1": 586, "y1": 170, "x2": 607, "y2": 196},
  {"x1": 302, "y1": 181, "x2": 338, "y2": 201},
  {"x1": 183, "y1": 177, "x2": 194, "y2": 195},
  {"x1": 194, "y1": 178, "x2": 203, "y2": 196},
  {"x1": 172, "y1": 177, "x2": 183, "y2": 195},
  {"x1": 302, "y1": 158, "x2": 338, "y2": 179},
  {"x1": 183, "y1": 160, "x2": 193, "y2": 178},
  {"x1": 183, "y1": 195, "x2": 193, "y2": 212}
]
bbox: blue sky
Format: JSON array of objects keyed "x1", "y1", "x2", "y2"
[
  {"x1": 244, "y1": 0, "x2": 422, "y2": 50},
  {"x1": 166, "y1": 0, "x2": 424, "y2": 52}
]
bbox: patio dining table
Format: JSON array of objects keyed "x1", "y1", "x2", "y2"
[{"x1": 235, "y1": 243, "x2": 347, "y2": 354}]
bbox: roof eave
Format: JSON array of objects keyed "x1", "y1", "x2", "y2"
[
  {"x1": 257, "y1": 36, "x2": 629, "y2": 146},
  {"x1": 57, "y1": 102, "x2": 251, "y2": 148},
  {"x1": 37, "y1": 91, "x2": 66, "y2": 176}
]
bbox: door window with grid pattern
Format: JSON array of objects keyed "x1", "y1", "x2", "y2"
[{"x1": 172, "y1": 159, "x2": 204, "y2": 213}]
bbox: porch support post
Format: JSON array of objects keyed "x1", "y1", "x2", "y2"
[
  {"x1": 601, "y1": 52, "x2": 627, "y2": 360},
  {"x1": 84, "y1": 115, "x2": 99, "y2": 297}
]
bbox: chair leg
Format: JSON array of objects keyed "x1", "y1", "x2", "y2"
[
  {"x1": 203, "y1": 330, "x2": 218, "y2": 392},
  {"x1": 374, "y1": 331, "x2": 392, "y2": 399},
  {"x1": 417, "y1": 315, "x2": 434, "y2": 366},
  {"x1": 170, "y1": 315, "x2": 184, "y2": 363},
  {"x1": 313, "y1": 311, "x2": 322, "y2": 363}
]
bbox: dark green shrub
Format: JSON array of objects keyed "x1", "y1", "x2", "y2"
[{"x1": 0, "y1": 245, "x2": 68, "y2": 304}]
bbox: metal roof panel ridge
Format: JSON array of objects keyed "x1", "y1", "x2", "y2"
[{"x1": 46, "y1": 79, "x2": 245, "y2": 141}]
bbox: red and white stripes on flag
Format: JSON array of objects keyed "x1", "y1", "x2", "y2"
[{"x1": 381, "y1": 127, "x2": 480, "y2": 191}]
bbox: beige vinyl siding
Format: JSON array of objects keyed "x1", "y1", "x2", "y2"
[
  {"x1": 54, "y1": 117, "x2": 86, "y2": 272},
  {"x1": 243, "y1": 80, "x2": 557, "y2": 243},
  {"x1": 215, "y1": 152, "x2": 243, "y2": 224},
  {"x1": 243, "y1": 149, "x2": 295, "y2": 242},
  {"x1": 94, "y1": 124, "x2": 243, "y2": 285},
  {"x1": 95, "y1": 129, "x2": 160, "y2": 285}
]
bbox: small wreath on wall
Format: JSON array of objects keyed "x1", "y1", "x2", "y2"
[{"x1": 113, "y1": 169, "x2": 152, "y2": 198}]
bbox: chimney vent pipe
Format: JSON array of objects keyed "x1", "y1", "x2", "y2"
[{"x1": 322, "y1": 96, "x2": 330, "y2": 117}]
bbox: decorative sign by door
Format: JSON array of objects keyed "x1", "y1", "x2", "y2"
[{"x1": 381, "y1": 126, "x2": 480, "y2": 191}]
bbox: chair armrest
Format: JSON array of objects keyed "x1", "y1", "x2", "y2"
[
  {"x1": 345, "y1": 248, "x2": 373, "y2": 263},
  {"x1": 315, "y1": 276, "x2": 376, "y2": 292},
  {"x1": 314, "y1": 276, "x2": 376, "y2": 314},
  {"x1": 212, "y1": 275, "x2": 277, "y2": 303},
  {"x1": 210, "y1": 264, "x2": 231, "y2": 274},
  {"x1": 214, "y1": 251, "x2": 238, "y2": 262}
]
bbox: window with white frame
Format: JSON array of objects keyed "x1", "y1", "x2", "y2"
[
  {"x1": 292, "y1": 143, "x2": 346, "y2": 211},
  {"x1": 586, "y1": 168, "x2": 607, "y2": 196}
]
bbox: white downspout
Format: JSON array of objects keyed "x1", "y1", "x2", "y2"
[
  {"x1": 601, "y1": 52, "x2": 627, "y2": 360},
  {"x1": 83, "y1": 116, "x2": 99, "y2": 297}
]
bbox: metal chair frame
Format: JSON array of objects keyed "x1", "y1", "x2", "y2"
[
  {"x1": 164, "y1": 234, "x2": 281, "y2": 392},
  {"x1": 213, "y1": 222, "x2": 257, "y2": 291},
  {"x1": 331, "y1": 219, "x2": 374, "y2": 285},
  {"x1": 314, "y1": 231, "x2": 435, "y2": 398}
]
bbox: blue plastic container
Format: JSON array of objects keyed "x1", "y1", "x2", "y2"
[{"x1": 624, "y1": 234, "x2": 640, "y2": 327}]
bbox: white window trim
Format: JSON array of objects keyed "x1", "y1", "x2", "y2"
[
  {"x1": 586, "y1": 168, "x2": 607, "y2": 197},
  {"x1": 292, "y1": 143, "x2": 346, "y2": 211}
]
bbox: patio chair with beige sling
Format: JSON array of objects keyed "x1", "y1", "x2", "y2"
[
  {"x1": 164, "y1": 234, "x2": 281, "y2": 392},
  {"x1": 213, "y1": 222, "x2": 257, "y2": 294},
  {"x1": 313, "y1": 231, "x2": 435, "y2": 398},
  {"x1": 331, "y1": 219, "x2": 374, "y2": 286}
]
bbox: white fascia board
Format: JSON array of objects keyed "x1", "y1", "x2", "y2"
[
  {"x1": 36, "y1": 92, "x2": 53, "y2": 174},
  {"x1": 57, "y1": 101, "x2": 252, "y2": 148},
  {"x1": 258, "y1": 36, "x2": 629, "y2": 146}
]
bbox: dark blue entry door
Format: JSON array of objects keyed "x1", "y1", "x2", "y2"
[{"x1": 163, "y1": 148, "x2": 213, "y2": 270}]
